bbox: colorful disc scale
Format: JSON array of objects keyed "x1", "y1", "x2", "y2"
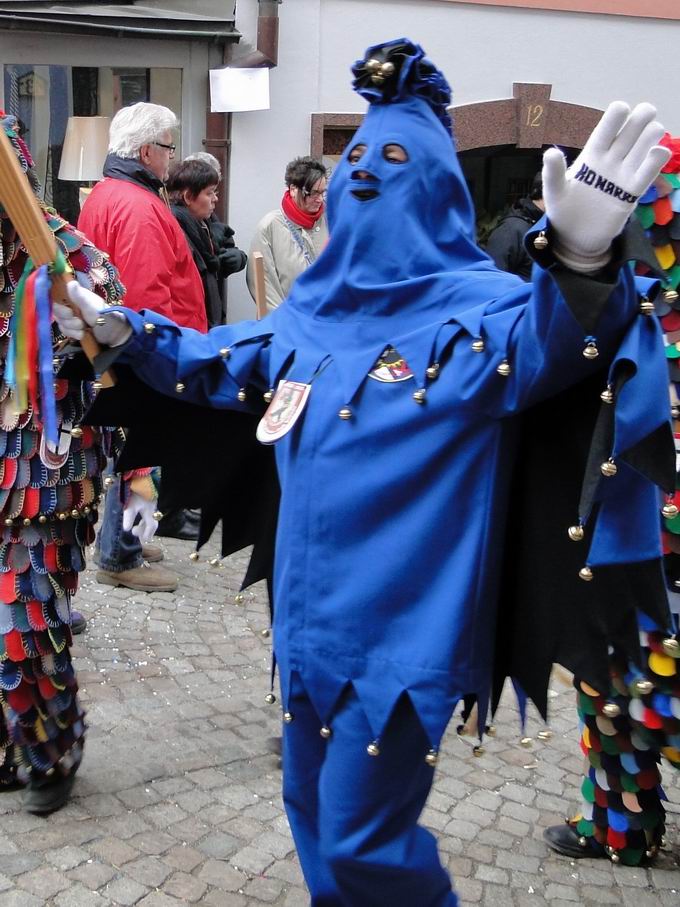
[{"x1": 572, "y1": 624, "x2": 680, "y2": 865}]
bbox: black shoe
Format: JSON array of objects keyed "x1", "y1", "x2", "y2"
[
  {"x1": 543, "y1": 824, "x2": 605, "y2": 859},
  {"x1": 0, "y1": 774, "x2": 26, "y2": 792},
  {"x1": 156, "y1": 511, "x2": 199, "y2": 541},
  {"x1": 24, "y1": 768, "x2": 77, "y2": 815},
  {"x1": 71, "y1": 611, "x2": 87, "y2": 635}
]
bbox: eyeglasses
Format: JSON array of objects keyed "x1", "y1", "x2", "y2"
[
  {"x1": 153, "y1": 141, "x2": 176, "y2": 157},
  {"x1": 302, "y1": 188, "x2": 327, "y2": 200}
]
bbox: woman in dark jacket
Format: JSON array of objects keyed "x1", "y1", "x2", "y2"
[{"x1": 167, "y1": 159, "x2": 247, "y2": 327}]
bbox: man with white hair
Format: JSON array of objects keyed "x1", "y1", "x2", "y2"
[{"x1": 79, "y1": 102, "x2": 206, "y2": 592}]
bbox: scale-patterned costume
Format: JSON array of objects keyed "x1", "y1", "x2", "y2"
[
  {"x1": 561, "y1": 142, "x2": 680, "y2": 865},
  {"x1": 0, "y1": 115, "x2": 123, "y2": 787}
]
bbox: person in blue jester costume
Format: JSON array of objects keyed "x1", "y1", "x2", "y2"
[{"x1": 55, "y1": 39, "x2": 676, "y2": 906}]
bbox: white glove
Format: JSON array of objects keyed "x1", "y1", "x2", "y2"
[
  {"x1": 543, "y1": 101, "x2": 671, "y2": 272},
  {"x1": 122, "y1": 492, "x2": 159, "y2": 544},
  {"x1": 53, "y1": 281, "x2": 132, "y2": 347}
]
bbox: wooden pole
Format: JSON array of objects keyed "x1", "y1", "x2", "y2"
[
  {"x1": 0, "y1": 126, "x2": 113, "y2": 386},
  {"x1": 252, "y1": 251, "x2": 268, "y2": 320}
]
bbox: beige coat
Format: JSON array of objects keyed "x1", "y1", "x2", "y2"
[{"x1": 247, "y1": 208, "x2": 328, "y2": 311}]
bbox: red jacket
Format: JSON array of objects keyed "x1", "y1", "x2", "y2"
[{"x1": 79, "y1": 177, "x2": 207, "y2": 332}]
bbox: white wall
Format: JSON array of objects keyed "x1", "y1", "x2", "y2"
[{"x1": 226, "y1": 0, "x2": 680, "y2": 321}]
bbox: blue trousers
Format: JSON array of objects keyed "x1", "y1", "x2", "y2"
[
  {"x1": 282, "y1": 676, "x2": 458, "y2": 906},
  {"x1": 96, "y1": 473, "x2": 143, "y2": 572}
]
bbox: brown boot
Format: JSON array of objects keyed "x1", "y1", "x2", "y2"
[
  {"x1": 142, "y1": 543, "x2": 164, "y2": 563},
  {"x1": 96, "y1": 563, "x2": 178, "y2": 592}
]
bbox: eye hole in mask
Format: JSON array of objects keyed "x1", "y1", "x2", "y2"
[
  {"x1": 383, "y1": 144, "x2": 409, "y2": 163},
  {"x1": 348, "y1": 143, "x2": 367, "y2": 165},
  {"x1": 347, "y1": 143, "x2": 409, "y2": 165}
]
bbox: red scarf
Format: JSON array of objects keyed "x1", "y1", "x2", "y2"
[{"x1": 281, "y1": 189, "x2": 325, "y2": 230}]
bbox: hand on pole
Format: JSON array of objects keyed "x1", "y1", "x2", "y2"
[{"x1": 53, "y1": 281, "x2": 132, "y2": 346}]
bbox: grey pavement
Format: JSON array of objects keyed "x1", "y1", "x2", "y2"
[{"x1": 1, "y1": 534, "x2": 679, "y2": 906}]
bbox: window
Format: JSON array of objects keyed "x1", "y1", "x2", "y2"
[{"x1": 2, "y1": 64, "x2": 182, "y2": 224}]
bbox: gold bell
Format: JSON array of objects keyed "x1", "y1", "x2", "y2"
[
  {"x1": 367, "y1": 741, "x2": 380, "y2": 757},
  {"x1": 219, "y1": 347, "x2": 231, "y2": 359},
  {"x1": 58, "y1": 512, "x2": 67, "y2": 521},
  {"x1": 265, "y1": 693, "x2": 277, "y2": 705},
  {"x1": 578, "y1": 836, "x2": 588, "y2": 848},
  {"x1": 568, "y1": 525, "x2": 584, "y2": 542},
  {"x1": 672, "y1": 405, "x2": 680, "y2": 420},
  {"x1": 175, "y1": 382, "x2": 185, "y2": 394},
  {"x1": 83, "y1": 507, "x2": 91, "y2": 516},
  {"x1": 153, "y1": 511, "x2": 163, "y2": 521},
  {"x1": 609, "y1": 851, "x2": 620, "y2": 864},
  {"x1": 234, "y1": 593, "x2": 244, "y2": 603},
  {"x1": 634, "y1": 679, "x2": 654, "y2": 695},
  {"x1": 104, "y1": 476, "x2": 115, "y2": 488},
  {"x1": 425, "y1": 749, "x2": 438, "y2": 767},
  {"x1": 338, "y1": 407, "x2": 352, "y2": 420},
  {"x1": 471, "y1": 338, "x2": 485, "y2": 353},
  {"x1": 600, "y1": 459, "x2": 618, "y2": 477},
  {"x1": 3, "y1": 517, "x2": 13, "y2": 527},
  {"x1": 533, "y1": 231, "x2": 548, "y2": 250},
  {"x1": 537, "y1": 729, "x2": 553, "y2": 740},
  {"x1": 189, "y1": 551, "x2": 200, "y2": 561},
  {"x1": 320, "y1": 726, "x2": 332, "y2": 739},
  {"x1": 583, "y1": 342, "x2": 599, "y2": 360},
  {"x1": 645, "y1": 847, "x2": 658, "y2": 860},
  {"x1": 38, "y1": 515, "x2": 47, "y2": 524},
  {"x1": 520, "y1": 736, "x2": 533, "y2": 748},
  {"x1": 237, "y1": 388, "x2": 247, "y2": 403},
  {"x1": 602, "y1": 702, "x2": 621, "y2": 718},
  {"x1": 639, "y1": 298, "x2": 655, "y2": 316},
  {"x1": 283, "y1": 712, "x2": 294, "y2": 724},
  {"x1": 579, "y1": 566, "x2": 594, "y2": 582},
  {"x1": 144, "y1": 322, "x2": 155, "y2": 334},
  {"x1": 473, "y1": 745, "x2": 485, "y2": 757},
  {"x1": 260, "y1": 628, "x2": 271, "y2": 638},
  {"x1": 664, "y1": 287, "x2": 679, "y2": 302},
  {"x1": 209, "y1": 557, "x2": 220, "y2": 567},
  {"x1": 413, "y1": 388, "x2": 427, "y2": 404},
  {"x1": 662, "y1": 502, "x2": 679, "y2": 519},
  {"x1": 365, "y1": 58, "x2": 382, "y2": 73},
  {"x1": 600, "y1": 387, "x2": 614, "y2": 405},
  {"x1": 22, "y1": 518, "x2": 31, "y2": 527},
  {"x1": 381, "y1": 61, "x2": 395, "y2": 77},
  {"x1": 70, "y1": 509, "x2": 79, "y2": 519},
  {"x1": 263, "y1": 390, "x2": 274, "y2": 403},
  {"x1": 70, "y1": 426, "x2": 83, "y2": 439},
  {"x1": 497, "y1": 360, "x2": 511, "y2": 377},
  {"x1": 662, "y1": 637, "x2": 680, "y2": 657},
  {"x1": 426, "y1": 363, "x2": 440, "y2": 380}
]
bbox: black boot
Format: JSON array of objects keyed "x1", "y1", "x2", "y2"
[
  {"x1": 543, "y1": 823, "x2": 605, "y2": 859},
  {"x1": 24, "y1": 767, "x2": 77, "y2": 815},
  {"x1": 156, "y1": 509, "x2": 199, "y2": 541}
]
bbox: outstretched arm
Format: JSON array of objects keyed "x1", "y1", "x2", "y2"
[{"x1": 55, "y1": 284, "x2": 272, "y2": 412}]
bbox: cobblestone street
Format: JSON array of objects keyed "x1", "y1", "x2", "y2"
[{"x1": 1, "y1": 535, "x2": 679, "y2": 906}]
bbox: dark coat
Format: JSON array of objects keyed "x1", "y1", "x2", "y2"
[
  {"x1": 485, "y1": 197, "x2": 544, "y2": 281},
  {"x1": 170, "y1": 206, "x2": 247, "y2": 328}
]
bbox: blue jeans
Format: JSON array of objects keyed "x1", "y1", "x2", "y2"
[{"x1": 96, "y1": 473, "x2": 143, "y2": 573}]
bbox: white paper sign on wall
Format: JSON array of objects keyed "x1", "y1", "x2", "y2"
[{"x1": 209, "y1": 67, "x2": 270, "y2": 113}]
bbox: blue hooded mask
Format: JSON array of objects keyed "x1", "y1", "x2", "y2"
[{"x1": 286, "y1": 38, "x2": 520, "y2": 332}]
